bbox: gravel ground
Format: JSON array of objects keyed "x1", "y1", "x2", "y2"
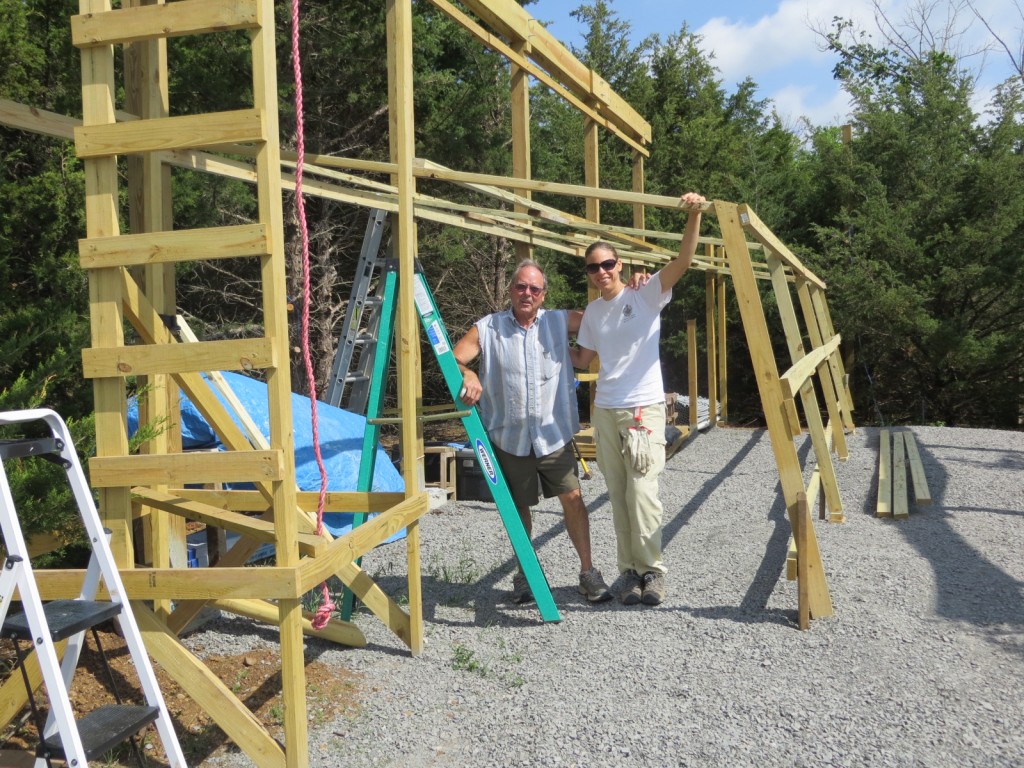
[{"x1": 192, "y1": 425, "x2": 1024, "y2": 767}]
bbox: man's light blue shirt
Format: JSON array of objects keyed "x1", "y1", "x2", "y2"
[{"x1": 475, "y1": 308, "x2": 579, "y2": 457}]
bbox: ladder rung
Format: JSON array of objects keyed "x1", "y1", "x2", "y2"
[
  {"x1": 0, "y1": 438, "x2": 63, "y2": 461},
  {"x1": 75, "y1": 109, "x2": 264, "y2": 159},
  {"x1": 2, "y1": 600, "x2": 121, "y2": 642},
  {"x1": 72, "y1": 0, "x2": 259, "y2": 48},
  {"x1": 39, "y1": 705, "x2": 160, "y2": 761}
]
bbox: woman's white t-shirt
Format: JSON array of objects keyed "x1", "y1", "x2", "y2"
[{"x1": 577, "y1": 275, "x2": 671, "y2": 409}]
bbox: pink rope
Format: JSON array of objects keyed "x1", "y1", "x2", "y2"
[{"x1": 290, "y1": 0, "x2": 332, "y2": 631}]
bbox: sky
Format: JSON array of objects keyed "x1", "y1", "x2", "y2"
[{"x1": 531, "y1": 0, "x2": 1018, "y2": 128}]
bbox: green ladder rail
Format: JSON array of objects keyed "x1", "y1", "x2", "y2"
[{"x1": 340, "y1": 258, "x2": 561, "y2": 623}]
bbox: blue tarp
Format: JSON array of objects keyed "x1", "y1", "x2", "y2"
[{"x1": 128, "y1": 371, "x2": 405, "y2": 542}]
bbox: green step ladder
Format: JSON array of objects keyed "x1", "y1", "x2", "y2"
[{"x1": 341, "y1": 257, "x2": 561, "y2": 623}]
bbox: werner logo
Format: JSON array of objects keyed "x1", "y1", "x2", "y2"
[{"x1": 475, "y1": 439, "x2": 499, "y2": 485}]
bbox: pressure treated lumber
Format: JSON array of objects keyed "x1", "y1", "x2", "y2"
[
  {"x1": 903, "y1": 432, "x2": 932, "y2": 505},
  {"x1": 892, "y1": 432, "x2": 910, "y2": 519},
  {"x1": 877, "y1": 430, "x2": 892, "y2": 517}
]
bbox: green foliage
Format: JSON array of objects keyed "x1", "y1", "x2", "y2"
[{"x1": 803, "y1": 21, "x2": 1024, "y2": 426}]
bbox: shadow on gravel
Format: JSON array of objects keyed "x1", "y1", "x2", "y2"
[{"x1": 889, "y1": 433, "x2": 1024, "y2": 657}]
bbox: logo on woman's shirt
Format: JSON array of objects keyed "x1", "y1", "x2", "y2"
[{"x1": 622, "y1": 303, "x2": 635, "y2": 321}]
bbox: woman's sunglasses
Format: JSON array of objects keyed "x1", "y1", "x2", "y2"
[{"x1": 585, "y1": 258, "x2": 618, "y2": 274}]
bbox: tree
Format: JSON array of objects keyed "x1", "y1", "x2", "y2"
[{"x1": 801, "y1": 19, "x2": 1024, "y2": 427}]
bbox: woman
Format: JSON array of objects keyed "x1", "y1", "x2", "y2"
[{"x1": 571, "y1": 192, "x2": 706, "y2": 606}]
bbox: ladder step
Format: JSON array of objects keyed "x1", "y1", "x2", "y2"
[
  {"x1": 38, "y1": 705, "x2": 160, "y2": 761},
  {"x1": 3, "y1": 600, "x2": 121, "y2": 642},
  {"x1": 0, "y1": 437, "x2": 63, "y2": 461}
]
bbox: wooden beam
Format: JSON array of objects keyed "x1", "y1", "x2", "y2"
[
  {"x1": 82, "y1": 337, "x2": 276, "y2": 378},
  {"x1": 79, "y1": 223, "x2": 270, "y2": 268},
  {"x1": 73, "y1": 0, "x2": 259, "y2": 47},
  {"x1": 75, "y1": 108, "x2": 264, "y2": 158},
  {"x1": 89, "y1": 451, "x2": 283, "y2": 487},
  {"x1": 133, "y1": 604, "x2": 286, "y2": 767},
  {"x1": 876, "y1": 429, "x2": 892, "y2": 517},
  {"x1": 892, "y1": 432, "x2": 910, "y2": 519},
  {"x1": 213, "y1": 598, "x2": 367, "y2": 648},
  {"x1": 32, "y1": 566, "x2": 301, "y2": 600},
  {"x1": 903, "y1": 432, "x2": 932, "y2": 505}
]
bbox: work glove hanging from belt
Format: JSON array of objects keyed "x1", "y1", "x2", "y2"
[{"x1": 623, "y1": 407, "x2": 653, "y2": 474}]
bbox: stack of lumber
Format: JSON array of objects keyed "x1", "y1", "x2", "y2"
[{"x1": 876, "y1": 429, "x2": 932, "y2": 518}]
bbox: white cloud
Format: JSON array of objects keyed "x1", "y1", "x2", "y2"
[{"x1": 695, "y1": 0, "x2": 1019, "y2": 126}]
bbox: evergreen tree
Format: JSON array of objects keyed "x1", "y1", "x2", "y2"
[{"x1": 802, "y1": 22, "x2": 1024, "y2": 427}]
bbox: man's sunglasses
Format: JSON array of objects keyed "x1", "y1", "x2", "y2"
[
  {"x1": 585, "y1": 258, "x2": 618, "y2": 274},
  {"x1": 512, "y1": 282, "x2": 545, "y2": 296}
]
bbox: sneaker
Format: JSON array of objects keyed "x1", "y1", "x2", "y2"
[
  {"x1": 510, "y1": 570, "x2": 534, "y2": 604},
  {"x1": 620, "y1": 570, "x2": 643, "y2": 606},
  {"x1": 641, "y1": 571, "x2": 666, "y2": 606},
  {"x1": 577, "y1": 568, "x2": 612, "y2": 603}
]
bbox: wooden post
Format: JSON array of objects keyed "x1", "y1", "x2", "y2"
[
  {"x1": 705, "y1": 269, "x2": 718, "y2": 427},
  {"x1": 795, "y1": 492, "x2": 810, "y2": 630},
  {"x1": 125, "y1": 0, "x2": 182, "y2": 621},
  {"x1": 388, "y1": 0, "x2": 425, "y2": 655},
  {"x1": 632, "y1": 149, "x2": 645, "y2": 234},
  {"x1": 717, "y1": 201, "x2": 833, "y2": 619},
  {"x1": 876, "y1": 429, "x2": 892, "y2": 517},
  {"x1": 511, "y1": 39, "x2": 531, "y2": 264},
  {"x1": 687, "y1": 318, "x2": 698, "y2": 430},
  {"x1": 717, "y1": 266, "x2": 728, "y2": 423}
]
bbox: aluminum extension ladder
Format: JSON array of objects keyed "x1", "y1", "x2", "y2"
[
  {"x1": 0, "y1": 409, "x2": 185, "y2": 767},
  {"x1": 323, "y1": 208, "x2": 391, "y2": 413},
  {"x1": 339, "y1": 260, "x2": 561, "y2": 623}
]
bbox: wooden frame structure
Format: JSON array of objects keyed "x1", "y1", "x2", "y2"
[{"x1": 0, "y1": 1, "x2": 855, "y2": 765}]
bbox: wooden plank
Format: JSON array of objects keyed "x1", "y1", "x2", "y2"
[
  {"x1": 80, "y1": 0, "x2": 134, "y2": 569},
  {"x1": 705, "y1": 271, "x2": 718, "y2": 426},
  {"x1": 716, "y1": 270, "x2": 729, "y2": 422},
  {"x1": 89, "y1": 450, "x2": 284, "y2": 487},
  {"x1": 133, "y1": 604, "x2": 286, "y2": 767},
  {"x1": 779, "y1": 335, "x2": 842, "y2": 398},
  {"x1": 796, "y1": 280, "x2": 847, "y2": 461},
  {"x1": 795, "y1": 492, "x2": 810, "y2": 630},
  {"x1": 300, "y1": 494, "x2": 430, "y2": 588},
  {"x1": 171, "y1": 488, "x2": 406, "y2": 514},
  {"x1": 876, "y1": 429, "x2": 892, "y2": 516},
  {"x1": 0, "y1": 97, "x2": 81, "y2": 140},
  {"x1": 214, "y1": 598, "x2": 367, "y2": 648},
  {"x1": 32, "y1": 566, "x2": 300, "y2": 600},
  {"x1": 903, "y1": 432, "x2": 932, "y2": 505},
  {"x1": 892, "y1": 432, "x2": 910, "y2": 519},
  {"x1": 717, "y1": 200, "x2": 833, "y2": 619},
  {"x1": 75, "y1": 108, "x2": 264, "y2": 158},
  {"x1": 424, "y1": 0, "x2": 649, "y2": 156},
  {"x1": 739, "y1": 203, "x2": 826, "y2": 289},
  {"x1": 786, "y1": 536, "x2": 797, "y2": 580},
  {"x1": 73, "y1": 0, "x2": 258, "y2": 47},
  {"x1": 687, "y1": 318, "x2": 698, "y2": 429},
  {"x1": 457, "y1": 0, "x2": 651, "y2": 143},
  {"x1": 130, "y1": 487, "x2": 326, "y2": 556},
  {"x1": 79, "y1": 223, "x2": 270, "y2": 268},
  {"x1": 82, "y1": 337, "x2": 275, "y2": 377}
]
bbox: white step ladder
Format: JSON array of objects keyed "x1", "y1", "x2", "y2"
[{"x1": 0, "y1": 409, "x2": 185, "y2": 767}]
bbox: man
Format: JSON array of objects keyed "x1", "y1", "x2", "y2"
[
  {"x1": 453, "y1": 259, "x2": 612, "y2": 604},
  {"x1": 571, "y1": 192, "x2": 706, "y2": 607}
]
